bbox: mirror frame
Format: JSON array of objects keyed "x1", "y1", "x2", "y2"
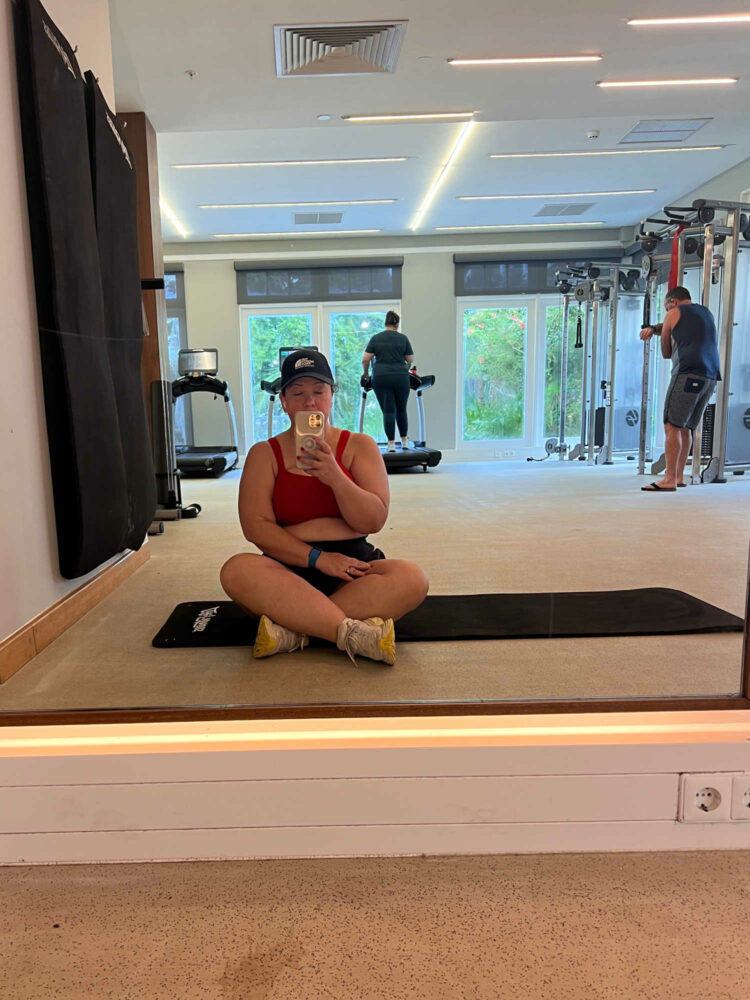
[{"x1": 1, "y1": 555, "x2": 748, "y2": 727}]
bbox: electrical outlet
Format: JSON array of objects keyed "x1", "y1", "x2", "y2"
[
  {"x1": 504, "y1": 449, "x2": 515, "y2": 457},
  {"x1": 730, "y1": 774, "x2": 750, "y2": 820},
  {"x1": 678, "y1": 773, "x2": 735, "y2": 823}
]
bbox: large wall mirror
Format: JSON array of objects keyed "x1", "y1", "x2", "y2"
[{"x1": 2, "y1": 0, "x2": 750, "y2": 723}]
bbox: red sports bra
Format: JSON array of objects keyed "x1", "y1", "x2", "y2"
[{"x1": 268, "y1": 430, "x2": 354, "y2": 526}]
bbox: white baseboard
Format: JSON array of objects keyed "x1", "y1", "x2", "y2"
[
  {"x1": 3, "y1": 820, "x2": 750, "y2": 866},
  {"x1": 2, "y1": 718, "x2": 750, "y2": 864}
]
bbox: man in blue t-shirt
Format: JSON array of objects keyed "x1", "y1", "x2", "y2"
[{"x1": 639, "y1": 286, "x2": 721, "y2": 492}]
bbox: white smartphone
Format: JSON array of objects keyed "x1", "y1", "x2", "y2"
[{"x1": 294, "y1": 411, "x2": 325, "y2": 470}]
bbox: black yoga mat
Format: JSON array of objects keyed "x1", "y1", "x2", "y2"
[{"x1": 152, "y1": 590, "x2": 744, "y2": 648}]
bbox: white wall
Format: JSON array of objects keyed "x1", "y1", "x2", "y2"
[
  {"x1": 400, "y1": 252, "x2": 457, "y2": 449},
  {"x1": 678, "y1": 156, "x2": 750, "y2": 207},
  {"x1": 0, "y1": 0, "x2": 116, "y2": 642},
  {"x1": 183, "y1": 260, "x2": 246, "y2": 449},
  {"x1": 44, "y1": 0, "x2": 114, "y2": 108}
]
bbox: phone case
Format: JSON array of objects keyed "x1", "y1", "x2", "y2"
[{"x1": 294, "y1": 411, "x2": 325, "y2": 469}]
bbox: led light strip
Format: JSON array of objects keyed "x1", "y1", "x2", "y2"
[
  {"x1": 173, "y1": 157, "x2": 407, "y2": 169},
  {"x1": 458, "y1": 190, "x2": 655, "y2": 200},
  {"x1": 410, "y1": 120, "x2": 477, "y2": 232},
  {"x1": 449, "y1": 55, "x2": 602, "y2": 65},
  {"x1": 490, "y1": 146, "x2": 723, "y2": 159},
  {"x1": 201, "y1": 199, "x2": 397, "y2": 208},
  {"x1": 159, "y1": 198, "x2": 188, "y2": 238},
  {"x1": 435, "y1": 222, "x2": 605, "y2": 231},
  {"x1": 212, "y1": 229, "x2": 382, "y2": 239},
  {"x1": 628, "y1": 14, "x2": 750, "y2": 26},
  {"x1": 342, "y1": 111, "x2": 474, "y2": 121},
  {"x1": 598, "y1": 78, "x2": 737, "y2": 88}
]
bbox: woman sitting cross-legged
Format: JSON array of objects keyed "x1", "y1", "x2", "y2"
[{"x1": 220, "y1": 349, "x2": 429, "y2": 666}]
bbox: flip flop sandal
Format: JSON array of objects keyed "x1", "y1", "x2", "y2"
[{"x1": 641, "y1": 483, "x2": 676, "y2": 492}]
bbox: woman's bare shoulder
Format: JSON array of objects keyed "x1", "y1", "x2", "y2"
[
  {"x1": 343, "y1": 431, "x2": 382, "y2": 459},
  {"x1": 242, "y1": 440, "x2": 276, "y2": 474}
]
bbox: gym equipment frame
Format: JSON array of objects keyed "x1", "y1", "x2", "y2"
[{"x1": 636, "y1": 198, "x2": 750, "y2": 484}]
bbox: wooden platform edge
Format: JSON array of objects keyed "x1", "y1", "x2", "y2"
[{"x1": 0, "y1": 545, "x2": 150, "y2": 684}]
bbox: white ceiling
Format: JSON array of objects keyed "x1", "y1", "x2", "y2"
[{"x1": 109, "y1": 0, "x2": 750, "y2": 244}]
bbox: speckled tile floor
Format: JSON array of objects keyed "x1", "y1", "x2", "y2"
[{"x1": 0, "y1": 852, "x2": 749, "y2": 999}]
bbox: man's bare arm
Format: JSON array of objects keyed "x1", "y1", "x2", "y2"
[{"x1": 660, "y1": 306, "x2": 680, "y2": 359}]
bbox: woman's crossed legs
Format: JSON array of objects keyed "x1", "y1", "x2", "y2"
[{"x1": 220, "y1": 553, "x2": 428, "y2": 648}]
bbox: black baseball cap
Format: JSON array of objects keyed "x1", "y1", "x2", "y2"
[{"x1": 280, "y1": 350, "x2": 335, "y2": 391}]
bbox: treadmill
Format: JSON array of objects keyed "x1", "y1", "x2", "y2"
[
  {"x1": 359, "y1": 372, "x2": 442, "y2": 472},
  {"x1": 172, "y1": 348, "x2": 239, "y2": 477}
]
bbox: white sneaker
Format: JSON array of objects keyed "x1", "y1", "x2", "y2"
[
  {"x1": 387, "y1": 442, "x2": 396, "y2": 453},
  {"x1": 400, "y1": 439, "x2": 411, "y2": 449},
  {"x1": 253, "y1": 614, "x2": 309, "y2": 659},
  {"x1": 336, "y1": 617, "x2": 396, "y2": 667}
]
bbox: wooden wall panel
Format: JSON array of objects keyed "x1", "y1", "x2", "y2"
[{"x1": 116, "y1": 111, "x2": 165, "y2": 429}]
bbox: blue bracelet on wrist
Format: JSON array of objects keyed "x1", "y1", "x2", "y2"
[{"x1": 308, "y1": 547, "x2": 322, "y2": 569}]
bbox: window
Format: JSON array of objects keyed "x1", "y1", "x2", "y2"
[
  {"x1": 246, "y1": 311, "x2": 315, "y2": 442},
  {"x1": 544, "y1": 303, "x2": 584, "y2": 440},
  {"x1": 327, "y1": 309, "x2": 388, "y2": 439},
  {"x1": 164, "y1": 269, "x2": 192, "y2": 448},
  {"x1": 240, "y1": 303, "x2": 398, "y2": 446},
  {"x1": 462, "y1": 306, "x2": 527, "y2": 441}
]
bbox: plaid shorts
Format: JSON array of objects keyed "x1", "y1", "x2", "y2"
[{"x1": 663, "y1": 373, "x2": 716, "y2": 430}]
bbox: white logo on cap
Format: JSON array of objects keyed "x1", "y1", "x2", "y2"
[{"x1": 294, "y1": 358, "x2": 316, "y2": 370}]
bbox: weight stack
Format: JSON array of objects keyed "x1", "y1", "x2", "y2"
[
  {"x1": 701, "y1": 403, "x2": 715, "y2": 458},
  {"x1": 594, "y1": 406, "x2": 606, "y2": 447}
]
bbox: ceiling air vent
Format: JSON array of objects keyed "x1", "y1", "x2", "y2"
[
  {"x1": 294, "y1": 212, "x2": 344, "y2": 224},
  {"x1": 619, "y1": 118, "x2": 711, "y2": 144},
  {"x1": 535, "y1": 203, "x2": 595, "y2": 217},
  {"x1": 274, "y1": 22, "x2": 407, "y2": 77}
]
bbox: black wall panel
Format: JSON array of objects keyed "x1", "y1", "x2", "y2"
[
  {"x1": 14, "y1": 0, "x2": 156, "y2": 577},
  {"x1": 85, "y1": 72, "x2": 156, "y2": 548}
]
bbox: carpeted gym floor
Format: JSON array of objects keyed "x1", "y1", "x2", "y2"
[{"x1": 0, "y1": 461, "x2": 747, "y2": 712}]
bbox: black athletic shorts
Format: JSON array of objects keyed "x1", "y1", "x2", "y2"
[{"x1": 266, "y1": 537, "x2": 386, "y2": 597}]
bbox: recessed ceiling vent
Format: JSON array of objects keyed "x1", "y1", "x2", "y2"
[
  {"x1": 535, "y1": 203, "x2": 595, "y2": 217},
  {"x1": 274, "y1": 22, "x2": 407, "y2": 77},
  {"x1": 619, "y1": 118, "x2": 711, "y2": 144},
  {"x1": 294, "y1": 212, "x2": 343, "y2": 224}
]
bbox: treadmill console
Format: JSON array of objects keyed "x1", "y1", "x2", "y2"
[{"x1": 178, "y1": 348, "x2": 218, "y2": 377}]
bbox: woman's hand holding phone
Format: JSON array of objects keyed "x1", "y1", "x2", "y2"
[{"x1": 297, "y1": 438, "x2": 344, "y2": 486}]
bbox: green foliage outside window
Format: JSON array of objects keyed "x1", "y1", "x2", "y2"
[
  {"x1": 544, "y1": 305, "x2": 584, "y2": 439},
  {"x1": 463, "y1": 307, "x2": 526, "y2": 440},
  {"x1": 247, "y1": 314, "x2": 313, "y2": 442},
  {"x1": 329, "y1": 311, "x2": 387, "y2": 440},
  {"x1": 247, "y1": 310, "x2": 388, "y2": 444}
]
